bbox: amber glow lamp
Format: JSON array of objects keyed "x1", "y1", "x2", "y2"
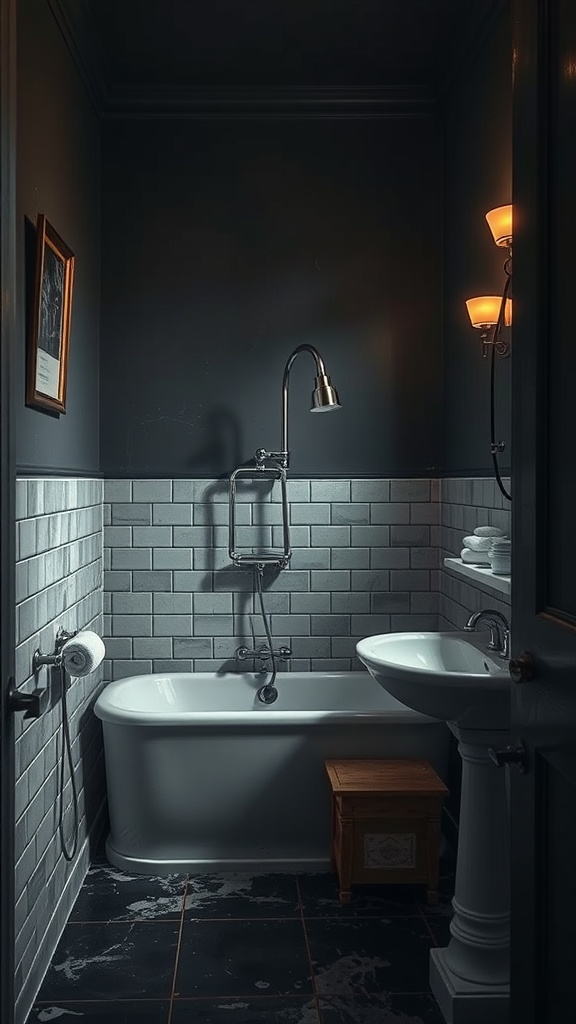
[{"x1": 465, "y1": 296, "x2": 512, "y2": 356}]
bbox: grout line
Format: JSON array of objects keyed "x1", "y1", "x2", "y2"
[
  {"x1": 296, "y1": 876, "x2": 323, "y2": 1024},
  {"x1": 67, "y1": 918, "x2": 184, "y2": 925},
  {"x1": 171, "y1": 992, "x2": 315, "y2": 1002},
  {"x1": 34, "y1": 989, "x2": 441, "y2": 1005},
  {"x1": 300, "y1": 910, "x2": 421, "y2": 920},
  {"x1": 33, "y1": 998, "x2": 172, "y2": 1004},
  {"x1": 166, "y1": 875, "x2": 190, "y2": 1024},
  {"x1": 415, "y1": 899, "x2": 450, "y2": 947},
  {"x1": 176, "y1": 914, "x2": 304, "y2": 923}
]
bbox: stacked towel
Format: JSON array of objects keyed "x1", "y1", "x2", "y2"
[
  {"x1": 460, "y1": 526, "x2": 507, "y2": 565},
  {"x1": 460, "y1": 547, "x2": 491, "y2": 565},
  {"x1": 463, "y1": 535, "x2": 493, "y2": 552}
]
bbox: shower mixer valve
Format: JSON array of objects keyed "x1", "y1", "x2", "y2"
[
  {"x1": 235, "y1": 644, "x2": 292, "y2": 672},
  {"x1": 254, "y1": 447, "x2": 288, "y2": 468}
]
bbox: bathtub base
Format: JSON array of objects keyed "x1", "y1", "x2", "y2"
[{"x1": 105, "y1": 838, "x2": 331, "y2": 875}]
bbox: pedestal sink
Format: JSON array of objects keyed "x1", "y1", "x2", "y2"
[{"x1": 357, "y1": 632, "x2": 512, "y2": 1024}]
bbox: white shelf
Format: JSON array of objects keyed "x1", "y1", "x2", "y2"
[{"x1": 444, "y1": 557, "x2": 511, "y2": 597}]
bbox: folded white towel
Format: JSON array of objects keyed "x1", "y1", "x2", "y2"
[
  {"x1": 463, "y1": 535, "x2": 494, "y2": 552},
  {"x1": 461, "y1": 548, "x2": 491, "y2": 565},
  {"x1": 474, "y1": 526, "x2": 505, "y2": 538}
]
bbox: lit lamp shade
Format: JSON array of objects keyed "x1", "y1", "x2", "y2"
[
  {"x1": 485, "y1": 205, "x2": 513, "y2": 247},
  {"x1": 466, "y1": 296, "x2": 512, "y2": 329}
]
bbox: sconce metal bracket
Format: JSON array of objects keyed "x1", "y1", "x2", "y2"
[{"x1": 480, "y1": 332, "x2": 510, "y2": 359}]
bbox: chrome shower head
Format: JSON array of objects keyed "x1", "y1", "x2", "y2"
[
  {"x1": 254, "y1": 343, "x2": 343, "y2": 469},
  {"x1": 311, "y1": 373, "x2": 341, "y2": 412}
]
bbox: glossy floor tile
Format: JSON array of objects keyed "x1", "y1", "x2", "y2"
[
  {"x1": 37, "y1": 922, "x2": 179, "y2": 1001},
  {"x1": 183, "y1": 871, "x2": 300, "y2": 919},
  {"x1": 306, "y1": 916, "x2": 434, "y2": 996},
  {"x1": 318, "y1": 992, "x2": 447, "y2": 1023},
  {"x1": 175, "y1": 919, "x2": 312, "y2": 997},
  {"x1": 69, "y1": 861, "x2": 187, "y2": 923},
  {"x1": 297, "y1": 872, "x2": 420, "y2": 918},
  {"x1": 27, "y1": 1001, "x2": 170, "y2": 1023},
  {"x1": 29, "y1": 859, "x2": 455, "y2": 1024},
  {"x1": 171, "y1": 996, "x2": 321, "y2": 1022}
]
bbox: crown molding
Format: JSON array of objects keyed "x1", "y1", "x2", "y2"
[
  {"x1": 101, "y1": 85, "x2": 437, "y2": 119},
  {"x1": 47, "y1": 0, "x2": 109, "y2": 114},
  {"x1": 46, "y1": 0, "x2": 437, "y2": 119},
  {"x1": 47, "y1": 0, "x2": 506, "y2": 120}
]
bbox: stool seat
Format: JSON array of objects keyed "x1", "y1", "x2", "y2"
[{"x1": 325, "y1": 758, "x2": 448, "y2": 905}]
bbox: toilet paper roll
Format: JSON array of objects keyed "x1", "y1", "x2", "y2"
[{"x1": 61, "y1": 631, "x2": 106, "y2": 677}]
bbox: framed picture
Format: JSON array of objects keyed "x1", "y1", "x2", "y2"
[{"x1": 26, "y1": 214, "x2": 75, "y2": 413}]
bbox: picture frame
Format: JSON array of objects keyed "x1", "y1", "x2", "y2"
[{"x1": 26, "y1": 214, "x2": 75, "y2": 414}]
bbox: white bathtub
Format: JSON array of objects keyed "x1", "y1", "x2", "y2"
[{"x1": 95, "y1": 671, "x2": 449, "y2": 874}]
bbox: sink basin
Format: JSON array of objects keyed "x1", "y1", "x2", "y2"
[{"x1": 356, "y1": 632, "x2": 510, "y2": 729}]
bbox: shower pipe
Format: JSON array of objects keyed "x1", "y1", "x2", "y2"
[
  {"x1": 254, "y1": 565, "x2": 279, "y2": 705},
  {"x1": 237, "y1": 343, "x2": 341, "y2": 703}
]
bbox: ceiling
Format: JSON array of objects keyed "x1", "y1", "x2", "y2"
[{"x1": 50, "y1": 0, "x2": 503, "y2": 114}]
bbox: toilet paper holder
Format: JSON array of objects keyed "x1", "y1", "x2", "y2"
[
  {"x1": 8, "y1": 628, "x2": 79, "y2": 720},
  {"x1": 32, "y1": 626, "x2": 78, "y2": 672}
]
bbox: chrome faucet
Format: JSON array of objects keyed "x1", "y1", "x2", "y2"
[{"x1": 464, "y1": 609, "x2": 510, "y2": 659}]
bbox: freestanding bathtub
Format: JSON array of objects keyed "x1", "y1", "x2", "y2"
[{"x1": 95, "y1": 671, "x2": 449, "y2": 874}]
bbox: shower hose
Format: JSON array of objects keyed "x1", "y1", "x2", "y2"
[
  {"x1": 58, "y1": 664, "x2": 79, "y2": 860},
  {"x1": 254, "y1": 565, "x2": 278, "y2": 703}
]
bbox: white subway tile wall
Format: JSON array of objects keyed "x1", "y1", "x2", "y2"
[
  {"x1": 14, "y1": 478, "x2": 105, "y2": 1023},
  {"x1": 440, "y1": 477, "x2": 511, "y2": 628},
  {"x1": 102, "y1": 478, "x2": 442, "y2": 678},
  {"x1": 12, "y1": 471, "x2": 511, "y2": 1024}
]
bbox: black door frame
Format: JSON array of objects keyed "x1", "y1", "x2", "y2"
[
  {"x1": 511, "y1": 0, "x2": 576, "y2": 1019},
  {"x1": 1, "y1": 0, "x2": 17, "y2": 1020}
]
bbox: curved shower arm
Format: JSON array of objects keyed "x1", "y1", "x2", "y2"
[{"x1": 280, "y1": 344, "x2": 326, "y2": 468}]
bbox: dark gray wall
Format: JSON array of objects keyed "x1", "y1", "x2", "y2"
[
  {"x1": 100, "y1": 116, "x2": 442, "y2": 478},
  {"x1": 16, "y1": 0, "x2": 101, "y2": 474},
  {"x1": 442, "y1": 6, "x2": 512, "y2": 475}
]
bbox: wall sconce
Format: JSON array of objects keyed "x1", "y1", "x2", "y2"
[
  {"x1": 485, "y1": 204, "x2": 513, "y2": 248},
  {"x1": 465, "y1": 295, "x2": 512, "y2": 357},
  {"x1": 464, "y1": 204, "x2": 513, "y2": 503},
  {"x1": 465, "y1": 204, "x2": 513, "y2": 358}
]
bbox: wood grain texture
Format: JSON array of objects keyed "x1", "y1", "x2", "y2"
[{"x1": 326, "y1": 759, "x2": 447, "y2": 904}]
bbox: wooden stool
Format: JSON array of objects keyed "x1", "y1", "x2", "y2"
[{"x1": 325, "y1": 758, "x2": 448, "y2": 905}]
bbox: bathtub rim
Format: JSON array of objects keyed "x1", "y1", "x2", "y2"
[{"x1": 94, "y1": 670, "x2": 443, "y2": 727}]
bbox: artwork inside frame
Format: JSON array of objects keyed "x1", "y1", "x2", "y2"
[{"x1": 26, "y1": 214, "x2": 75, "y2": 414}]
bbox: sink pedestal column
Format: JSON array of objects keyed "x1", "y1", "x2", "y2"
[{"x1": 430, "y1": 724, "x2": 510, "y2": 1024}]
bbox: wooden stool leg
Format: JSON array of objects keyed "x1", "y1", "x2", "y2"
[
  {"x1": 330, "y1": 797, "x2": 336, "y2": 872},
  {"x1": 338, "y1": 817, "x2": 354, "y2": 904},
  {"x1": 426, "y1": 815, "x2": 441, "y2": 905}
]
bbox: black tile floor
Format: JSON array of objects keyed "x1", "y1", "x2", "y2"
[{"x1": 27, "y1": 853, "x2": 455, "y2": 1024}]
